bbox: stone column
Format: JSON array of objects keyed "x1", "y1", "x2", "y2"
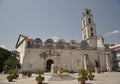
[
  {"x1": 51, "y1": 63, "x2": 54, "y2": 73},
  {"x1": 84, "y1": 52, "x2": 87, "y2": 69},
  {"x1": 106, "y1": 54, "x2": 111, "y2": 71}
]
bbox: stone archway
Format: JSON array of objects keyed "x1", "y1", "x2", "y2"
[{"x1": 46, "y1": 59, "x2": 54, "y2": 72}]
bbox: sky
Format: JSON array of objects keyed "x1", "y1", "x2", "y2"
[{"x1": 0, "y1": 0, "x2": 120, "y2": 50}]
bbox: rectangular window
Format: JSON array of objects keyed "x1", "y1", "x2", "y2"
[
  {"x1": 88, "y1": 18, "x2": 91, "y2": 23},
  {"x1": 91, "y1": 33, "x2": 94, "y2": 37},
  {"x1": 90, "y1": 27, "x2": 93, "y2": 31}
]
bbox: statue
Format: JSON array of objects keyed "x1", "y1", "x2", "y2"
[{"x1": 95, "y1": 60, "x2": 99, "y2": 67}]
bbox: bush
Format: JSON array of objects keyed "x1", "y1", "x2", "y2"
[
  {"x1": 87, "y1": 68, "x2": 95, "y2": 80},
  {"x1": 7, "y1": 69, "x2": 14, "y2": 82},
  {"x1": 26, "y1": 70, "x2": 32, "y2": 77},
  {"x1": 12, "y1": 70, "x2": 19, "y2": 79},
  {"x1": 36, "y1": 75, "x2": 44, "y2": 81},
  {"x1": 78, "y1": 69, "x2": 88, "y2": 81},
  {"x1": 7, "y1": 75, "x2": 13, "y2": 82},
  {"x1": 7, "y1": 69, "x2": 14, "y2": 74},
  {"x1": 36, "y1": 70, "x2": 44, "y2": 76},
  {"x1": 35, "y1": 70, "x2": 45, "y2": 84},
  {"x1": 7, "y1": 69, "x2": 19, "y2": 82}
]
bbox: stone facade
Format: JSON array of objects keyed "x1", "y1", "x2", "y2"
[{"x1": 16, "y1": 9, "x2": 109, "y2": 72}]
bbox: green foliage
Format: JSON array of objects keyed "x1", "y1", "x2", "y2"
[
  {"x1": 36, "y1": 75, "x2": 44, "y2": 81},
  {"x1": 36, "y1": 70, "x2": 44, "y2": 76},
  {"x1": 0, "y1": 48, "x2": 11, "y2": 72},
  {"x1": 78, "y1": 68, "x2": 95, "y2": 81},
  {"x1": 35, "y1": 70, "x2": 44, "y2": 83},
  {"x1": 79, "y1": 69, "x2": 88, "y2": 77},
  {"x1": 26, "y1": 70, "x2": 32, "y2": 77},
  {"x1": 4, "y1": 57, "x2": 21, "y2": 70},
  {"x1": 7, "y1": 75, "x2": 13, "y2": 82},
  {"x1": 7, "y1": 69, "x2": 14, "y2": 75},
  {"x1": 78, "y1": 69, "x2": 88, "y2": 81},
  {"x1": 87, "y1": 68, "x2": 95, "y2": 80},
  {"x1": 0, "y1": 48, "x2": 21, "y2": 72},
  {"x1": 7, "y1": 69, "x2": 19, "y2": 82},
  {"x1": 12, "y1": 69, "x2": 19, "y2": 79},
  {"x1": 87, "y1": 67, "x2": 94, "y2": 74}
]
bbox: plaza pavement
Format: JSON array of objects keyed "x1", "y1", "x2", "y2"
[{"x1": 0, "y1": 72, "x2": 120, "y2": 84}]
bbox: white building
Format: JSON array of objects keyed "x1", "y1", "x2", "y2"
[
  {"x1": 109, "y1": 44, "x2": 120, "y2": 69},
  {"x1": 16, "y1": 9, "x2": 109, "y2": 72}
]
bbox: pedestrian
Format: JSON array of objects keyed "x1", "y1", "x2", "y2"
[
  {"x1": 24, "y1": 71, "x2": 27, "y2": 77},
  {"x1": 22, "y1": 70, "x2": 25, "y2": 78}
]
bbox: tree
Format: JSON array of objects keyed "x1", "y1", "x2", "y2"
[
  {"x1": 0, "y1": 48, "x2": 10, "y2": 72},
  {"x1": 0, "y1": 48, "x2": 21, "y2": 72}
]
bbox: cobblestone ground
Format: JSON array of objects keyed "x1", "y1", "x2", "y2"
[{"x1": 0, "y1": 72, "x2": 120, "y2": 84}]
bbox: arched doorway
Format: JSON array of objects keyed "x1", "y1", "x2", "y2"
[{"x1": 46, "y1": 59, "x2": 54, "y2": 72}]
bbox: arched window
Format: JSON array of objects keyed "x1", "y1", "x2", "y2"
[{"x1": 86, "y1": 11, "x2": 89, "y2": 14}]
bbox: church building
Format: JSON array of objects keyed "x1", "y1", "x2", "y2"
[{"x1": 16, "y1": 9, "x2": 110, "y2": 72}]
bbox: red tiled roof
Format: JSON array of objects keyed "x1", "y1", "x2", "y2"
[{"x1": 27, "y1": 39, "x2": 33, "y2": 42}]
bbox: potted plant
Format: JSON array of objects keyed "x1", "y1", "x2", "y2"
[
  {"x1": 88, "y1": 68, "x2": 95, "y2": 80},
  {"x1": 36, "y1": 75, "x2": 44, "y2": 84},
  {"x1": 12, "y1": 69, "x2": 19, "y2": 79},
  {"x1": 35, "y1": 70, "x2": 44, "y2": 84},
  {"x1": 59, "y1": 68, "x2": 64, "y2": 78},
  {"x1": 26, "y1": 70, "x2": 32, "y2": 77},
  {"x1": 7, "y1": 69, "x2": 14, "y2": 82},
  {"x1": 78, "y1": 69, "x2": 88, "y2": 84}
]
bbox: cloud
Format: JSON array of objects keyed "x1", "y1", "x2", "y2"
[
  {"x1": 105, "y1": 30, "x2": 120, "y2": 37},
  {"x1": 112, "y1": 30, "x2": 119, "y2": 34},
  {"x1": 52, "y1": 36, "x2": 59, "y2": 42}
]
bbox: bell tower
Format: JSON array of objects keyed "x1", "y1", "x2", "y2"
[{"x1": 81, "y1": 9, "x2": 97, "y2": 49}]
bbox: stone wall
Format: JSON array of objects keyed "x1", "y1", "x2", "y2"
[{"x1": 21, "y1": 48, "x2": 107, "y2": 72}]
